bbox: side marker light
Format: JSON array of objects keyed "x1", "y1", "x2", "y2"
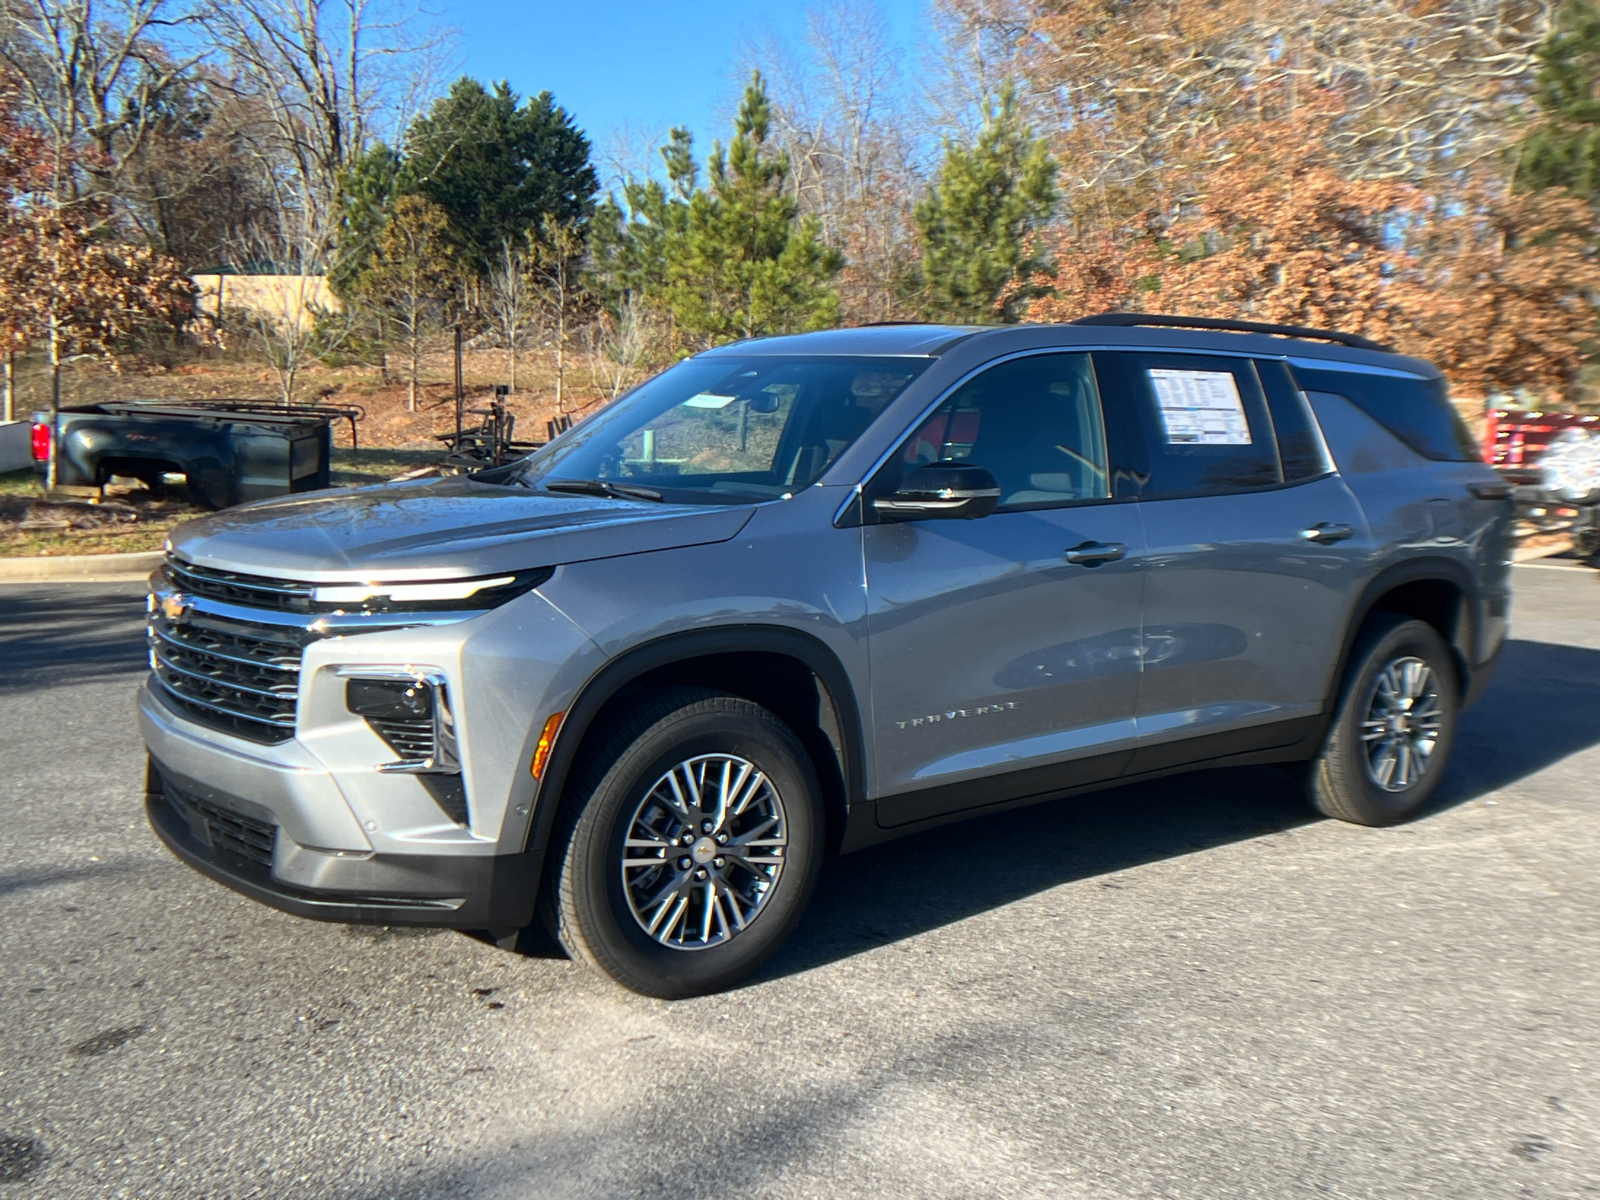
[{"x1": 530, "y1": 711, "x2": 565, "y2": 779}]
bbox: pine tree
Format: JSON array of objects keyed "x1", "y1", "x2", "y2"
[
  {"x1": 589, "y1": 127, "x2": 696, "y2": 320},
  {"x1": 1517, "y1": 0, "x2": 1600, "y2": 198},
  {"x1": 915, "y1": 83, "x2": 1057, "y2": 324},
  {"x1": 330, "y1": 144, "x2": 401, "y2": 300},
  {"x1": 593, "y1": 75, "x2": 841, "y2": 347},
  {"x1": 401, "y1": 79, "x2": 599, "y2": 272}
]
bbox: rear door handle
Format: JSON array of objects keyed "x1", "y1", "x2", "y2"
[
  {"x1": 1300, "y1": 522, "x2": 1354, "y2": 544},
  {"x1": 1064, "y1": 541, "x2": 1127, "y2": 566}
]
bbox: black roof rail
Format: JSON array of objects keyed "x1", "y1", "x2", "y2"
[
  {"x1": 1069, "y1": 312, "x2": 1392, "y2": 353},
  {"x1": 849, "y1": 320, "x2": 995, "y2": 328}
]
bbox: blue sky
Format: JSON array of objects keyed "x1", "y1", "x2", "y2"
[{"x1": 453, "y1": 0, "x2": 925, "y2": 186}]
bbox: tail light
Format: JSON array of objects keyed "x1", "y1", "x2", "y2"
[{"x1": 29, "y1": 423, "x2": 49, "y2": 461}]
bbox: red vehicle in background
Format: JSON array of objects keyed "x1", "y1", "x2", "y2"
[{"x1": 1484, "y1": 409, "x2": 1600, "y2": 559}]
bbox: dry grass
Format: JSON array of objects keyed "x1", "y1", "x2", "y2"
[
  {"x1": 2, "y1": 522, "x2": 175, "y2": 556},
  {"x1": 0, "y1": 471, "x2": 196, "y2": 556},
  {"x1": 0, "y1": 337, "x2": 642, "y2": 557},
  {"x1": 4, "y1": 342, "x2": 634, "y2": 452},
  {"x1": 0, "y1": 444, "x2": 459, "y2": 557}
]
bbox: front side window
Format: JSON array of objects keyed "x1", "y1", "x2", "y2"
[
  {"x1": 1093, "y1": 352, "x2": 1282, "y2": 498},
  {"x1": 892, "y1": 352, "x2": 1111, "y2": 510},
  {"x1": 513, "y1": 355, "x2": 930, "y2": 503}
]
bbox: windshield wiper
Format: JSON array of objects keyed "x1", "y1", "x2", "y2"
[{"x1": 541, "y1": 478, "x2": 664, "y2": 502}]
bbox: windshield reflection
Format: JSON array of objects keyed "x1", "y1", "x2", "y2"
[{"x1": 512, "y1": 356, "x2": 930, "y2": 505}]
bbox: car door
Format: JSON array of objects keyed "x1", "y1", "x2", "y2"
[
  {"x1": 1090, "y1": 351, "x2": 1373, "y2": 774},
  {"x1": 862, "y1": 351, "x2": 1149, "y2": 827}
]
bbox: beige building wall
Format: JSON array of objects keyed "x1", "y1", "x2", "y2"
[{"x1": 191, "y1": 273, "x2": 341, "y2": 330}]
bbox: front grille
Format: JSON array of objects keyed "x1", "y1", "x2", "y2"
[
  {"x1": 163, "y1": 775, "x2": 276, "y2": 868},
  {"x1": 150, "y1": 609, "x2": 315, "y2": 744},
  {"x1": 151, "y1": 554, "x2": 473, "y2": 747},
  {"x1": 167, "y1": 558, "x2": 316, "y2": 613}
]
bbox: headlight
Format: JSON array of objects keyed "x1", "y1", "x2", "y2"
[{"x1": 311, "y1": 568, "x2": 552, "y2": 615}]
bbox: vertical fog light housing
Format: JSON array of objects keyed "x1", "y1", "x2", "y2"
[{"x1": 341, "y1": 670, "x2": 467, "y2": 825}]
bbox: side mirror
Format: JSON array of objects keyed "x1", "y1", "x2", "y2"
[{"x1": 872, "y1": 463, "x2": 1000, "y2": 521}]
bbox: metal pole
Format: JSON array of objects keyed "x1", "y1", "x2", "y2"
[{"x1": 454, "y1": 325, "x2": 464, "y2": 450}]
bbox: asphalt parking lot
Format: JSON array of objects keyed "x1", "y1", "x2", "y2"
[{"x1": 1, "y1": 562, "x2": 1597, "y2": 1200}]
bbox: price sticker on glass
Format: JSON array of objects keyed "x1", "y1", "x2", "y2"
[{"x1": 1147, "y1": 369, "x2": 1253, "y2": 445}]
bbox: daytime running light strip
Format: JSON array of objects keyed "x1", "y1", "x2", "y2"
[{"x1": 311, "y1": 576, "x2": 515, "y2": 603}]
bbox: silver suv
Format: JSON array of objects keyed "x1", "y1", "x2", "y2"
[{"x1": 141, "y1": 316, "x2": 1512, "y2": 997}]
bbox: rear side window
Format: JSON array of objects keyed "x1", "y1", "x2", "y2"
[
  {"x1": 1288, "y1": 361, "x2": 1480, "y2": 462},
  {"x1": 1093, "y1": 352, "x2": 1281, "y2": 498}
]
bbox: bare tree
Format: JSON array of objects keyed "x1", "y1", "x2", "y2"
[
  {"x1": 485, "y1": 237, "x2": 532, "y2": 392},
  {"x1": 120, "y1": 79, "x2": 282, "y2": 267},
  {"x1": 921, "y1": 0, "x2": 1037, "y2": 141},
  {"x1": 586, "y1": 291, "x2": 659, "y2": 402},
  {"x1": 1000, "y1": 0, "x2": 1557, "y2": 204},
  {"x1": 0, "y1": 0, "x2": 206, "y2": 216},
  {"x1": 597, "y1": 121, "x2": 669, "y2": 197},
  {"x1": 530, "y1": 215, "x2": 584, "y2": 415},
  {"x1": 745, "y1": 1, "x2": 927, "y2": 322},
  {"x1": 352, "y1": 194, "x2": 456, "y2": 410},
  {"x1": 198, "y1": 0, "x2": 451, "y2": 250},
  {"x1": 229, "y1": 200, "x2": 347, "y2": 405}
]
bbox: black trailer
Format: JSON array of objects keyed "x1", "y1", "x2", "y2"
[{"x1": 33, "y1": 400, "x2": 362, "y2": 509}]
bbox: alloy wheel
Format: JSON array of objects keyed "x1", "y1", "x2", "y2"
[
  {"x1": 1359, "y1": 655, "x2": 1444, "y2": 792},
  {"x1": 620, "y1": 754, "x2": 788, "y2": 950}
]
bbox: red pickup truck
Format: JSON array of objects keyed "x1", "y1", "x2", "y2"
[{"x1": 1484, "y1": 409, "x2": 1600, "y2": 557}]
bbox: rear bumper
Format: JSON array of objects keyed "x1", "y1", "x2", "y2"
[{"x1": 145, "y1": 757, "x2": 538, "y2": 929}]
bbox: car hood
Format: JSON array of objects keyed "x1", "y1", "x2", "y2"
[{"x1": 166, "y1": 477, "x2": 757, "y2": 578}]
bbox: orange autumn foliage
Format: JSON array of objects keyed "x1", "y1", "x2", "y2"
[
  {"x1": 1024, "y1": 121, "x2": 1600, "y2": 398},
  {"x1": 0, "y1": 77, "x2": 194, "y2": 369}
]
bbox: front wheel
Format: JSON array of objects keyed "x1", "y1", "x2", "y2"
[
  {"x1": 543, "y1": 688, "x2": 824, "y2": 999},
  {"x1": 1308, "y1": 616, "x2": 1460, "y2": 826}
]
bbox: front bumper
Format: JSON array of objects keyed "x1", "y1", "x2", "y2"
[
  {"x1": 145, "y1": 756, "x2": 539, "y2": 928},
  {"x1": 140, "y1": 671, "x2": 540, "y2": 929}
]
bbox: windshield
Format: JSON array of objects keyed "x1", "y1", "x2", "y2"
[{"x1": 512, "y1": 355, "x2": 931, "y2": 503}]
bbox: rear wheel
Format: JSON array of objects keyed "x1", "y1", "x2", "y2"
[
  {"x1": 543, "y1": 688, "x2": 824, "y2": 998},
  {"x1": 1308, "y1": 616, "x2": 1459, "y2": 826}
]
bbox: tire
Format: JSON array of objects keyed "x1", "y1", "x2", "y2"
[
  {"x1": 1574, "y1": 524, "x2": 1600, "y2": 561},
  {"x1": 542, "y1": 687, "x2": 825, "y2": 999},
  {"x1": 1307, "y1": 616, "x2": 1459, "y2": 826}
]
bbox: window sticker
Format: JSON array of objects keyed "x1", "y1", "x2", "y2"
[
  {"x1": 1147, "y1": 369, "x2": 1252, "y2": 445},
  {"x1": 682, "y1": 392, "x2": 737, "y2": 409}
]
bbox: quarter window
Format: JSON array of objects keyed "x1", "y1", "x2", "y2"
[
  {"x1": 897, "y1": 353, "x2": 1111, "y2": 509},
  {"x1": 1289, "y1": 361, "x2": 1480, "y2": 463}
]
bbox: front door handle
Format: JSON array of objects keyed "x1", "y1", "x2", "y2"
[
  {"x1": 1065, "y1": 541, "x2": 1127, "y2": 566},
  {"x1": 1301, "y1": 522, "x2": 1354, "y2": 544}
]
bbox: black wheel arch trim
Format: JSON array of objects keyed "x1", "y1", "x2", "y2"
[
  {"x1": 519, "y1": 624, "x2": 867, "y2": 898},
  {"x1": 1329, "y1": 555, "x2": 1482, "y2": 711}
]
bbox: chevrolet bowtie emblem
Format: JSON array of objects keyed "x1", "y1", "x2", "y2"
[{"x1": 160, "y1": 593, "x2": 191, "y2": 624}]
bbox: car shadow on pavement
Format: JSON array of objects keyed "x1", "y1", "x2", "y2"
[
  {"x1": 1428, "y1": 637, "x2": 1600, "y2": 805},
  {"x1": 0, "y1": 583, "x2": 147, "y2": 693},
  {"x1": 758, "y1": 637, "x2": 1600, "y2": 984}
]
